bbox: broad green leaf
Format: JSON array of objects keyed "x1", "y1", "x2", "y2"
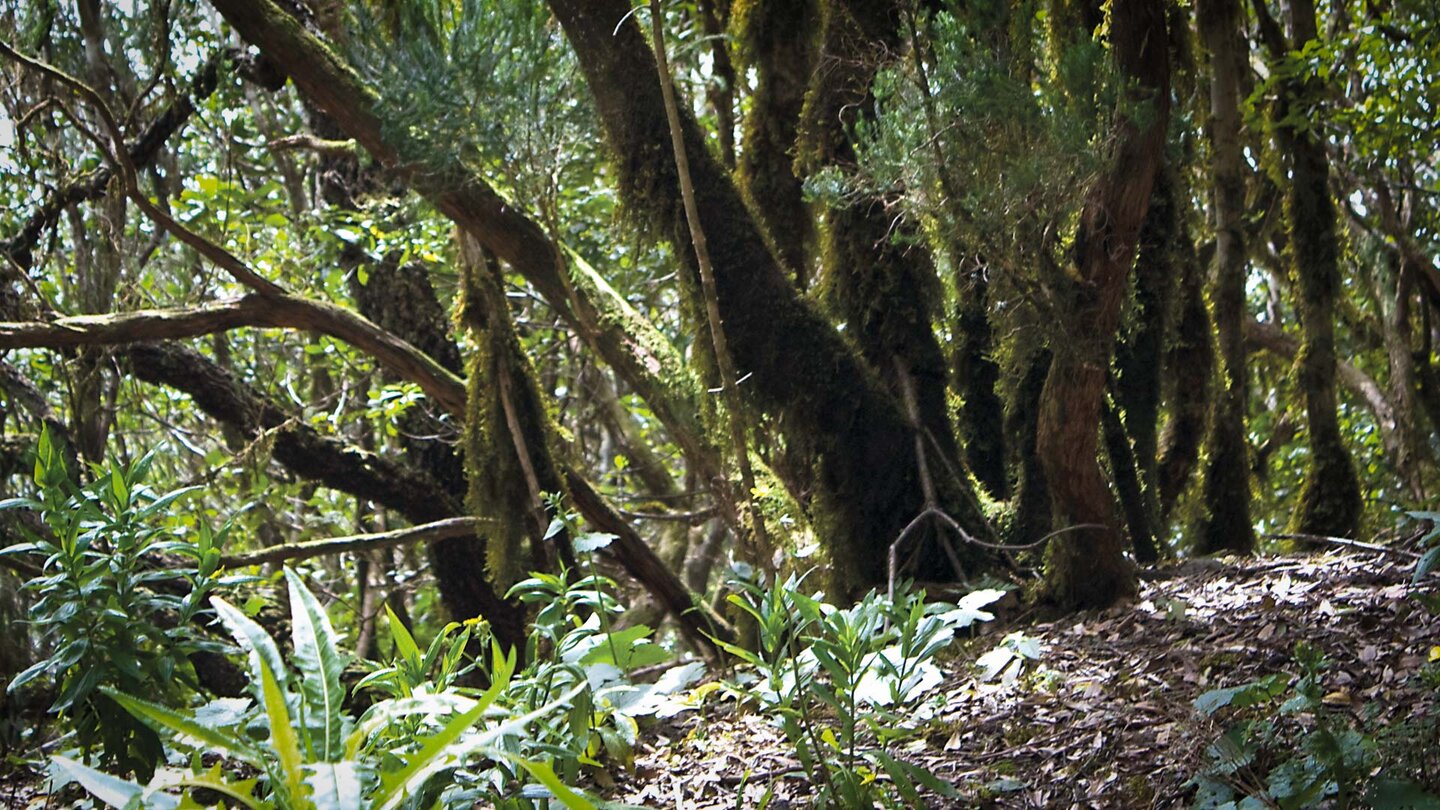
[
  {"x1": 211, "y1": 596, "x2": 289, "y2": 698},
  {"x1": 49, "y1": 756, "x2": 178, "y2": 810},
  {"x1": 385, "y1": 604, "x2": 422, "y2": 668},
  {"x1": 372, "y1": 644, "x2": 516, "y2": 810},
  {"x1": 306, "y1": 762, "x2": 364, "y2": 810},
  {"x1": 102, "y1": 687, "x2": 264, "y2": 768},
  {"x1": 285, "y1": 568, "x2": 348, "y2": 761},
  {"x1": 258, "y1": 657, "x2": 307, "y2": 808},
  {"x1": 504, "y1": 756, "x2": 597, "y2": 810}
]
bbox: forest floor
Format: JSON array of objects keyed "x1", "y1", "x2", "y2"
[
  {"x1": 3, "y1": 549, "x2": 1435, "y2": 809},
  {"x1": 614, "y1": 549, "x2": 1440, "y2": 809}
]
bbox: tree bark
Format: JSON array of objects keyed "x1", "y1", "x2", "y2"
[
  {"x1": 734, "y1": 0, "x2": 818, "y2": 284},
  {"x1": 1277, "y1": 0, "x2": 1362, "y2": 538},
  {"x1": 1195, "y1": 0, "x2": 1256, "y2": 554},
  {"x1": 548, "y1": 0, "x2": 996, "y2": 592},
  {"x1": 1037, "y1": 0, "x2": 1169, "y2": 609}
]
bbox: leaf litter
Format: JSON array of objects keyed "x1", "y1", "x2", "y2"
[{"x1": 612, "y1": 550, "x2": 1439, "y2": 808}]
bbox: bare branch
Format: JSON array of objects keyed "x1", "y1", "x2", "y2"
[
  {"x1": 221, "y1": 517, "x2": 493, "y2": 568},
  {"x1": 0, "y1": 40, "x2": 284, "y2": 295},
  {"x1": 0, "y1": 294, "x2": 467, "y2": 416}
]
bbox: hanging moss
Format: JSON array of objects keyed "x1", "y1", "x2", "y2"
[{"x1": 456, "y1": 241, "x2": 574, "y2": 589}]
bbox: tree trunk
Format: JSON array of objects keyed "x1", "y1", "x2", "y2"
[
  {"x1": 549, "y1": 0, "x2": 996, "y2": 592},
  {"x1": 1279, "y1": 0, "x2": 1362, "y2": 538},
  {"x1": 734, "y1": 0, "x2": 818, "y2": 285},
  {"x1": 1157, "y1": 238, "x2": 1214, "y2": 521},
  {"x1": 1038, "y1": 0, "x2": 1169, "y2": 609},
  {"x1": 1195, "y1": 0, "x2": 1256, "y2": 554}
]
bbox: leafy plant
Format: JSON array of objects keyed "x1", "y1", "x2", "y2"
[
  {"x1": 1188, "y1": 642, "x2": 1440, "y2": 809},
  {"x1": 718, "y1": 570, "x2": 1006, "y2": 807},
  {"x1": 1, "y1": 427, "x2": 231, "y2": 779},
  {"x1": 1409, "y1": 510, "x2": 1440, "y2": 585},
  {"x1": 48, "y1": 567, "x2": 603, "y2": 810}
]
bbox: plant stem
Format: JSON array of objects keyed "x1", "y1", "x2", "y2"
[{"x1": 646, "y1": 0, "x2": 772, "y2": 571}]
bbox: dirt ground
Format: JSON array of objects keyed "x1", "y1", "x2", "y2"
[{"x1": 613, "y1": 550, "x2": 1440, "y2": 809}]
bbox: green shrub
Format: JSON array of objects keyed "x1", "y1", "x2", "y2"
[
  {"x1": 1, "y1": 427, "x2": 230, "y2": 779},
  {"x1": 48, "y1": 568, "x2": 606, "y2": 810},
  {"x1": 718, "y1": 570, "x2": 1006, "y2": 807},
  {"x1": 1189, "y1": 642, "x2": 1440, "y2": 809}
]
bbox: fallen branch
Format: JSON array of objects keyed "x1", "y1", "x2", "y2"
[
  {"x1": 221, "y1": 517, "x2": 493, "y2": 568},
  {"x1": 1266, "y1": 532, "x2": 1421, "y2": 559}
]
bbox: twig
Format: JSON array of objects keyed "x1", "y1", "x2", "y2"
[{"x1": 0, "y1": 40, "x2": 284, "y2": 295}]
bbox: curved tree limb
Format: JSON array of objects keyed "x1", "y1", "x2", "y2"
[
  {"x1": 0, "y1": 294, "x2": 467, "y2": 415},
  {"x1": 1244, "y1": 318, "x2": 1397, "y2": 435}
]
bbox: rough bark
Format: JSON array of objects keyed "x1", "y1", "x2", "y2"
[
  {"x1": 1113, "y1": 168, "x2": 1179, "y2": 499},
  {"x1": 1278, "y1": 0, "x2": 1363, "y2": 538},
  {"x1": 1037, "y1": 0, "x2": 1169, "y2": 609},
  {"x1": 799, "y1": 2, "x2": 960, "y2": 495},
  {"x1": 548, "y1": 0, "x2": 996, "y2": 591},
  {"x1": 1195, "y1": 0, "x2": 1256, "y2": 554},
  {"x1": 1007, "y1": 350, "x2": 1053, "y2": 546},
  {"x1": 733, "y1": 0, "x2": 818, "y2": 283},
  {"x1": 1103, "y1": 394, "x2": 1159, "y2": 562},
  {"x1": 1157, "y1": 242, "x2": 1214, "y2": 520}
]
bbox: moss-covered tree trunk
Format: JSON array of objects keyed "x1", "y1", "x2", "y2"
[
  {"x1": 733, "y1": 0, "x2": 817, "y2": 284},
  {"x1": 1278, "y1": 0, "x2": 1362, "y2": 538},
  {"x1": 1113, "y1": 168, "x2": 1179, "y2": 504},
  {"x1": 799, "y1": 0, "x2": 964, "y2": 491},
  {"x1": 549, "y1": 0, "x2": 996, "y2": 592},
  {"x1": 1195, "y1": 0, "x2": 1256, "y2": 554},
  {"x1": 1157, "y1": 239, "x2": 1214, "y2": 521},
  {"x1": 1038, "y1": 0, "x2": 1169, "y2": 609}
]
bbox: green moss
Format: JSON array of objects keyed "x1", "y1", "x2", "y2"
[{"x1": 457, "y1": 245, "x2": 575, "y2": 589}]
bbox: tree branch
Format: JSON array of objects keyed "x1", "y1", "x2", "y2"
[
  {"x1": 0, "y1": 294, "x2": 468, "y2": 416},
  {"x1": 0, "y1": 40, "x2": 284, "y2": 295},
  {"x1": 221, "y1": 517, "x2": 493, "y2": 568},
  {"x1": 1245, "y1": 318, "x2": 1397, "y2": 434}
]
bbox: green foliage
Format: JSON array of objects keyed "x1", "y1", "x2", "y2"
[
  {"x1": 1409, "y1": 511, "x2": 1440, "y2": 585},
  {"x1": 0, "y1": 427, "x2": 231, "y2": 780},
  {"x1": 48, "y1": 568, "x2": 604, "y2": 810},
  {"x1": 1188, "y1": 643, "x2": 1440, "y2": 809},
  {"x1": 718, "y1": 570, "x2": 1006, "y2": 807}
]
